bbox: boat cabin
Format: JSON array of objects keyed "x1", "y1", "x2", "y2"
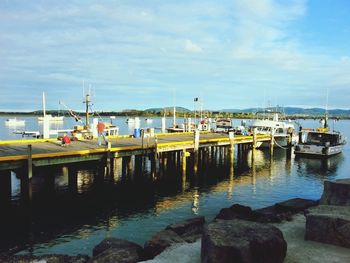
[{"x1": 304, "y1": 132, "x2": 341, "y2": 146}]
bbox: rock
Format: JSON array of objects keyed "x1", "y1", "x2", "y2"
[
  {"x1": 216, "y1": 200, "x2": 316, "y2": 224},
  {"x1": 90, "y1": 237, "x2": 144, "y2": 263},
  {"x1": 201, "y1": 219, "x2": 287, "y2": 263},
  {"x1": 143, "y1": 229, "x2": 185, "y2": 260},
  {"x1": 320, "y1": 179, "x2": 350, "y2": 206},
  {"x1": 92, "y1": 237, "x2": 143, "y2": 258},
  {"x1": 166, "y1": 216, "x2": 205, "y2": 242},
  {"x1": 275, "y1": 198, "x2": 318, "y2": 213},
  {"x1": 253, "y1": 205, "x2": 291, "y2": 223},
  {"x1": 215, "y1": 204, "x2": 254, "y2": 221},
  {"x1": 89, "y1": 249, "x2": 139, "y2": 263},
  {"x1": 305, "y1": 205, "x2": 350, "y2": 248},
  {"x1": 0, "y1": 254, "x2": 89, "y2": 263}
]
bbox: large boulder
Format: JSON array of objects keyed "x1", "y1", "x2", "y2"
[
  {"x1": 89, "y1": 249, "x2": 139, "y2": 263},
  {"x1": 320, "y1": 179, "x2": 350, "y2": 206},
  {"x1": 305, "y1": 205, "x2": 350, "y2": 248},
  {"x1": 253, "y1": 205, "x2": 289, "y2": 223},
  {"x1": 275, "y1": 198, "x2": 318, "y2": 213},
  {"x1": 215, "y1": 204, "x2": 254, "y2": 221},
  {"x1": 216, "y1": 199, "x2": 318, "y2": 224},
  {"x1": 201, "y1": 219, "x2": 287, "y2": 263},
  {"x1": 0, "y1": 254, "x2": 89, "y2": 263},
  {"x1": 90, "y1": 237, "x2": 143, "y2": 263},
  {"x1": 166, "y1": 216, "x2": 205, "y2": 242},
  {"x1": 143, "y1": 229, "x2": 185, "y2": 260}
]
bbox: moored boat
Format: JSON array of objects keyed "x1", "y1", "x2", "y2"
[
  {"x1": 245, "y1": 111, "x2": 298, "y2": 148},
  {"x1": 38, "y1": 114, "x2": 64, "y2": 122},
  {"x1": 294, "y1": 117, "x2": 346, "y2": 157},
  {"x1": 5, "y1": 118, "x2": 25, "y2": 125}
]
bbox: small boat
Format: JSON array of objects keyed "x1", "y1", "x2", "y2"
[
  {"x1": 38, "y1": 114, "x2": 64, "y2": 122},
  {"x1": 245, "y1": 111, "x2": 298, "y2": 147},
  {"x1": 5, "y1": 118, "x2": 25, "y2": 125},
  {"x1": 145, "y1": 118, "x2": 153, "y2": 123},
  {"x1": 215, "y1": 118, "x2": 233, "y2": 133},
  {"x1": 294, "y1": 117, "x2": 346, "y2": 157}
]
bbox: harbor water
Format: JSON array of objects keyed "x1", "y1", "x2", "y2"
[{"x1": 0, "y1": 116, "x2": 349, "y2": 256}]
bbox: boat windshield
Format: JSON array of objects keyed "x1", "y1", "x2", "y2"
[{"x1": 306, "y1": 132, "x2": 339, "y2": 146}]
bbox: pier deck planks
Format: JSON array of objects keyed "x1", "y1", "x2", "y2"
[{"x1": 0, "y1": 132, "x2": 271, "y2": 170}]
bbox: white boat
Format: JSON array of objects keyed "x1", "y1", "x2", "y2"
[
  {"x1": 38, "y1": 92, "x2": 64, "y2": 122},
  {"x1": 5, "y1": 118, "x2": 25, "y2": 125},
  {"x1": 38, "y1": 114, "x2": 64, "y2": 122},
  {"x1": 126, "y1": 118, "x2": 134, "y2": 124},
  {"x1": 246, "y1": 111, "x2": 298, "y2": 148},
  {"x1": 126, "y1": 117, "x2": 139, "y2": 124},
  {"x1": 145, "y1": 118, "x2": 153, "y2": 123},
  {"x1": 294, "y1": 118, "x2": 346, "y2": 157},
  {"x1": 215, "y1": 118, "x2": 233, "y2": 133}
]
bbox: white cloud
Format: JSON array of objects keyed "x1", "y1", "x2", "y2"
[{"x1": 184, "y1": 40, "x2": 203, "y2": 53}]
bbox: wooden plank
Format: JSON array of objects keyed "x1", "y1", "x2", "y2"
[{"x1": 0, "y1": 132, "x2": 275, "y2": 169}]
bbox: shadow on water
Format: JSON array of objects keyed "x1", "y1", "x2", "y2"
[{"x1": 0, "y1": 145, "x2": 345, "y2": 256}]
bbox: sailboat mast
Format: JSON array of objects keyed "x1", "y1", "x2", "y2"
[
  {"x1": 85, "y1": 93, "x2": 90, "y2": 127},
  {"x1": 173, "y1": 106, "x2": 176, "y2": 127},
  {"x1": 325, "y1": 89, "x2": 329, "y2": 128},
  {"x1": 172, "y1": 89, "x2": 176, "y2": 127},
  {"x1": 42, "y1": 92, "x2": 46, "y2": 117}
]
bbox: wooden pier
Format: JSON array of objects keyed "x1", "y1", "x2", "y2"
[{"x1": 0, "y1": 131, "x2": 289, "y2": 204}]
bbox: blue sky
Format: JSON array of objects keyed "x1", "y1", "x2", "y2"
[{"x1": 1, "y1": 0, "x2": 350, "y2": 111}]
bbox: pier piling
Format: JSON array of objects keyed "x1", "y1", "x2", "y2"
[
  {"x1": 270, "y1": 128, "x2": 275, "y2": 157},
  {"x1": 0, "y1": 170, "x2": 11, "y2": 206}
]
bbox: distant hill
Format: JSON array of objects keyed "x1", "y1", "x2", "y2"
[
  {"x1": 145, "y1": 107, "x2": 191, "y2": 113},
  {"x1": 220, "y1": 107, "x2": 350, "y2": 116}
]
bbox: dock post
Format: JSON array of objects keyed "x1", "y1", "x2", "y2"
[
  {"x1": 187, "y1": 118, "x2": 192, "y2": 132},
  {"x1": 127, "y1": 156, "x2": 133, "y2": 177},
  {"x1": 229, "y1": 131, "x2": 235, "y2": 167},
  {"x1": 270, "y1": 128, "x2": 275, "y2": 157},
  {"x1": 112, "y1": 157, "x2": 122, "y2": 181},
  {"x1": 27, "y1": 144, "x2": 33, "y2": 180},
  {"x1": 134, "y1": 155, "x2": 142, "y2": 176},
  {"x1": 20, "y1": 170, "x2": 32, "y2": 203},
  {"x1": 193, "y1": 129, "x2": 200, "y2": 174},
  {"x1": 251, "y1": 128, "x2": 257, "y2": 163},
  {"x1": 0, "y1": 170, "x2": 12, "y2": 206},
  {"x1": 287, "y1": 130, "x2": 293, "y2": 159},
  {"x1": 161, "y1": 117, "x2": 166, "y2": 133},
  {"x1": 19, "y1": 145, "x2": 34, "y2": 202},
  {"x1": 252, "y1": 128, "x2": 257, "y2": 150},
  {"x1": 105, "y1": 142, "x2": 112, "y2": 177},
  {"x1": 182, "y1": 149, "x2": 187, "y2": 191},
  {"x1": 151, "y1": 153, "x2": 157, "y2": 179}
]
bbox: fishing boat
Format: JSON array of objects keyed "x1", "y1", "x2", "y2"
[
  {"x1": 60, "y1": 93, "x2": 119, "y2": 140},
  {"x1": 294, "y1": 117, "x2": 346, "y2": 157},
  {"x1": 5, "y1": 118, "x2": 25, "y2": 125},
  {"x1": 38, "y1": 114, "x2": 64, "y2": 122},
  {"x1": 245, "y1": 111, "x2": 298, "y2": 148},
  {"x1": 214, "y1": 118, "x2": 233, "y2": 133}
]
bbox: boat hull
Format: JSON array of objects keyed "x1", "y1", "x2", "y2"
[
  {"x1": 294, "y1": 144, "x2": 343, "y2": 157},
  {"x1": 257, "y1": 134, "x2": 298, "y2": 148}
]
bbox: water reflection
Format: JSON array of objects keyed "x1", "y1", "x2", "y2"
[
  {"x1": 0, "y1": 136, "x2": 347, "y2": 256},
  {"x1": 294, "y1": 154, "x2": 344, "y2": 179}
]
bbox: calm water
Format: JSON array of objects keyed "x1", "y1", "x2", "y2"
[{"x1": 0, "y1": 117, "x2": 349, "y2": 256}]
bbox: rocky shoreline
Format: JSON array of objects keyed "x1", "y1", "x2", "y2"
[{"x1": 1, "y1": 179, "x2": 349, "y2": 263}]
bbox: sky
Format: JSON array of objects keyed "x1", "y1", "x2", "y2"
[{"x1": 1, "y1": 0, "x2": 350, "y2": 112}]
